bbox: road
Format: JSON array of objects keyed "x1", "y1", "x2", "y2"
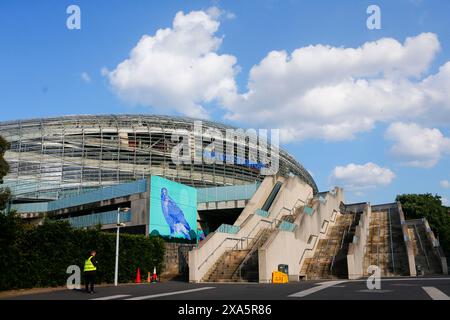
[{"x1": 3, "y1": 277, "x2": 450, "y2": 300}]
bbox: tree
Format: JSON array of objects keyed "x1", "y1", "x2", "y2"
[
  {"x1": 396, "y1": 193, "x2": 450, "y2": 256},
  {"x1": 0, "y1": 135, "x2": 11, "y2": 210}
]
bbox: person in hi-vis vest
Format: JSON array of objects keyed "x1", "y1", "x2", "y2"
[{"x1": 84, "y1": 250, "x2": 98, "y2": 294}]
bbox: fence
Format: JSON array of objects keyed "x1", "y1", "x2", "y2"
[
  {"x1": 197, "y1": 182, "x2": 259, "y2": 203},
  {"x1": 66, "y1": 210, "x2": 132, "y2": 228},
  {"x1": 12, "y1": 179, "x2": 147, "y2": 213}
]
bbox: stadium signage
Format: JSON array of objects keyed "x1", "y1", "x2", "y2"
[
  {"x1": 202, "y1": 149, "x2": 267, "y2": 170},
  {"x1": 171, "y1": 121, "x2": 279, "y2": 175}
]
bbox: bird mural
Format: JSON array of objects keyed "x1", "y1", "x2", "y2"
[{"x1": 160, "y1": 187, "x2": 192, "y2": 239}]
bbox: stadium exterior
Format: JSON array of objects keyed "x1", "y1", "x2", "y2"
[
  {"x1": 0, "y1": 115, "x2": 447, "y2": 282},
  {"x1": 0, "y1": 114, "x2": 317, "y2": 203}
]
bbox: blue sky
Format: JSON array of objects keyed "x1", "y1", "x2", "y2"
[{"x1": 1, "y1": 0, "x2": 450, "y2": 204}]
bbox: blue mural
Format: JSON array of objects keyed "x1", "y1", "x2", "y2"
[
  {"x1": 149, "y1": 176, "x2": 197, "y2": 240},
  {"x1": 160, "y1": 187, "x2": 192, "y2": 239}
]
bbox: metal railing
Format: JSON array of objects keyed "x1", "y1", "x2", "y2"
[
  {"x1": 388, "y1": 208, "x2": 395, "y2": 272},
  {"x1": 217, "y1": 224, "x2": 240, "y2": 234},
  {"x1": 256, "y1": 209, "x2": 270, "y2": 217},
  {"x1": 232, "y1": 196, "x2": 308, "y2": 280},
  {"x1": 311, "y1": 238, "x2": 330, "y2": 277},
  {"x1": 197, "y1": 237, "x2": 242, "y2": 271},
  {"x1": 12, "y1": 179, "x2": 147, "y2": 213},
  {"x1": 377, "y1": 213, "x2": 381, "y2": 268},
  {"x1": 197, "y1": 192, "x2": 310, "y2": 280},
  {"x1": 65, "y1": 210, "x2": 132, "y2": 228},
  {"x1": 197, "y1": 182, "x2": 259, "y2": 203},
  {"x1": 278, "y1": 220, "x2": 296, "y2": 232},
  {"x1": 234, "y1": 228, "x2": 271, "y2": 280},
  {"x1": 299, "y1": 235, "x2": 318, "y2": 269},
  {"x1": 414, "y1": 224, "x2": 431, "y2": 269},
  {"x1": 304, "y1": 206, "x2": 314, "y2": 216}
]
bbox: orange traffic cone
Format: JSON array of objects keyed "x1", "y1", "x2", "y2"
[
  {"x1": 147, "y1": 271, "x2": 151, "y2": 283},
  {"x1": 135, "y1": 268, "x2": 141, "y2": 283},
  {"x1": 151, "y1": 266, "x2": 158, "y2": 283}
]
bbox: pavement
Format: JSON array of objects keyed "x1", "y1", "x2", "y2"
[{"x1": 2, "y1": 277, "x2": 450, "y2": 300}]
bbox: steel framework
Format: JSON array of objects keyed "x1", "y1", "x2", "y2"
[{"x1": 0, "y1": 115, "x2": 317, "y2": 201}]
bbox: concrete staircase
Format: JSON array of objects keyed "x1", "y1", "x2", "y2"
[
  {"x1": 202, "y1": 228, "x2": 273, "y2": 282},
  {"x1": 363, "y1": 208, "x2": 409, "y2": 276},
  {"x1": 203, "y1": 208, "x2": 303, "y2": 282},
  {"x1": 202, "y1": 249, "x2": 251, "y2": 282},
  {"x1": 300, "y1": 213, "x2": 356, "y2": 280},
  {"x1": 408, "y1": 223, "x2": 442, "y2": 275}
]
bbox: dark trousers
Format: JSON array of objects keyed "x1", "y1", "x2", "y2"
[{"x1": 84, "y1": 271, "x2": 96, "y2": 292}]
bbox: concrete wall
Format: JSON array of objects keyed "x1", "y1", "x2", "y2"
[
  {"x1": 197, "y1": 200, "x2": 248, "y2": 211},
  {"x1": 163, "y1": 243, "x2": 196, "y2": 276},
  {"x1": 188, "y1": 176, "x2": 281, "y2": 282},
  {"x1": 258, "y1": 185, "x2": 343, "y2": 283},
  {"x1": 372, "y1": 203, "x2": 397, "y2": 212},
  {"x1": 347, "y1": 203, "x2": 371, "y2": 279},
  {"x1": 344, "y1": 202, "x2": 368, "y2": 214},
  {"x1": 397, "y1": 202, "x2": 416, "y2": 276},
  {"x1": 422, "y1": 218, "x2": 448, "y2": 275}
]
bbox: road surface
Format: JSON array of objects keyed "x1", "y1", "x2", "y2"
[{"x1": 3, "y1": 277, "x2": 450, "y2": 300}]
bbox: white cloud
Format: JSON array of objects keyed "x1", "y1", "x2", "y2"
[
  {"x1": 100, "y1": 67, "x2": 109, "y2": 76},
  {"x1": 81, "y1": 72, "x2": 91, "y2": 83},
  {"x1": 441, "y1": 180, "x2": 450, "y2": 188},
  {"x1": 222, "y1": 33, "x2": 450, "y2": 142},
  {"x1": 106, "y1": 7, "x2": 238, "y2": 118},
  {"x1": 442, "y1": 197, "x2": 450, "y2": 206},
  {"x1": 385, "y1": 122, "x2": 450, "y2": 168},
  {"x1": 330, "y1": 162, "x2": 396, "y2": 191},
  {"x1": 206, "y1": 7, "x2": 236, "y2": 20},
  {"x1": 105, "y1": 11, "x2": 450, "y2": 144}
]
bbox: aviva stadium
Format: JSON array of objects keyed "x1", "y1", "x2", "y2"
[
  {"x1": 0, "y1": 114, "x2": 317, "y2": 202},
  {"x1": 1, "y1": 114, "x2": 447, "y2": 283}
]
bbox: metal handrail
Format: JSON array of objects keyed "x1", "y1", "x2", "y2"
[
  {"x1": 330, "y1": 218, "x2": 348, "y2": 274},
  {"x1": 245, "y1": 218, "x2": 273, "y2": 241},
  {"x1": 233, "y1": 196, "x2": 308, "y2": 280},
  {"x1": 197, "y1": 237, "x2": 242, "y2": 270},
  {"x1": 231, "y1": 235, "x2": 258, "y2": 251},
  {"x1": 348, "y1": 211, "x2": 357, "y2": 233},
  {"x1": 330, "y1": 254, "x2": 336, "y2": 274},
  {"x1": 414, "y1": 224, "x2": 430, "y2": 269},
  {"x1": 388, "y1": 208, "x2": 395, "y2": 272},
  {"x1": 367, "y1": 213, "x2": 376, "y2": 272},
  {"x1": 377, "y1": 243, "x2": 379, "y2": 268},
  {"x1": 198, "y1": 196, "x2": 303, "y2": 274},
  {"x1": 311, "y1": 237, "x2": 329, "y2": 276},
  {"x1": 240, "y1": 213, "x2": 255, "y2": 228},
  {"x1": 299, "y1": 235, "x2": 318, "y2": 267},
  {"x1": 235, "y1": 228, "x2": 272, "y2": 280},
  {"x1": 377, "y1": 213, "x2": 381, "y2": 268},
  {"x1": 340, "y1": 229, "x2": 347, "y2": 250},
  {"x1": 228, "y1": 207, "x2": 287, "y2": 253}
]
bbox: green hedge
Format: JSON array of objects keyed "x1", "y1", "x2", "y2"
[{"x1": 0, "y1": 212, "x2": 165, "y2": 291}]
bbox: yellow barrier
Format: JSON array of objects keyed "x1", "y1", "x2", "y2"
[{"x1": 272, "y1": 271, "x2": 288, "y2": 283}]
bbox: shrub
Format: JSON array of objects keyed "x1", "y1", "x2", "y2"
[{"x1": 0, "y1": 213, "x2": 165, "y2": 291}]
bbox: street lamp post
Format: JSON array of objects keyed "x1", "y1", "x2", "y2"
[{"x1": 114, "y1": 207, "x2": 129, "y2": 287}]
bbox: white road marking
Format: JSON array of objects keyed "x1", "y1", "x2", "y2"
[
  {"x1": 90, "y1": 294, "x2": 131, "y2": 300},
  {"x1": 288, "y1": 280, "x2": 347, "y2": 298},
  {"x1": 347, "y1": 277, "x2": 450, "y2": 282},
  {"x1": 125, "y1": 287, "x2": 215, "y2": 300},
  {"x1": 356, "y1": 289, "x2": 393, "y2": 293},
  {"x1": 422, "y1": 287, "x2": 450, "y2": 300}
]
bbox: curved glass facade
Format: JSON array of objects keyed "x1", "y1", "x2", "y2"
[{"x1": 0, "y1": 115, "x2": 317, "y2": 201}]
